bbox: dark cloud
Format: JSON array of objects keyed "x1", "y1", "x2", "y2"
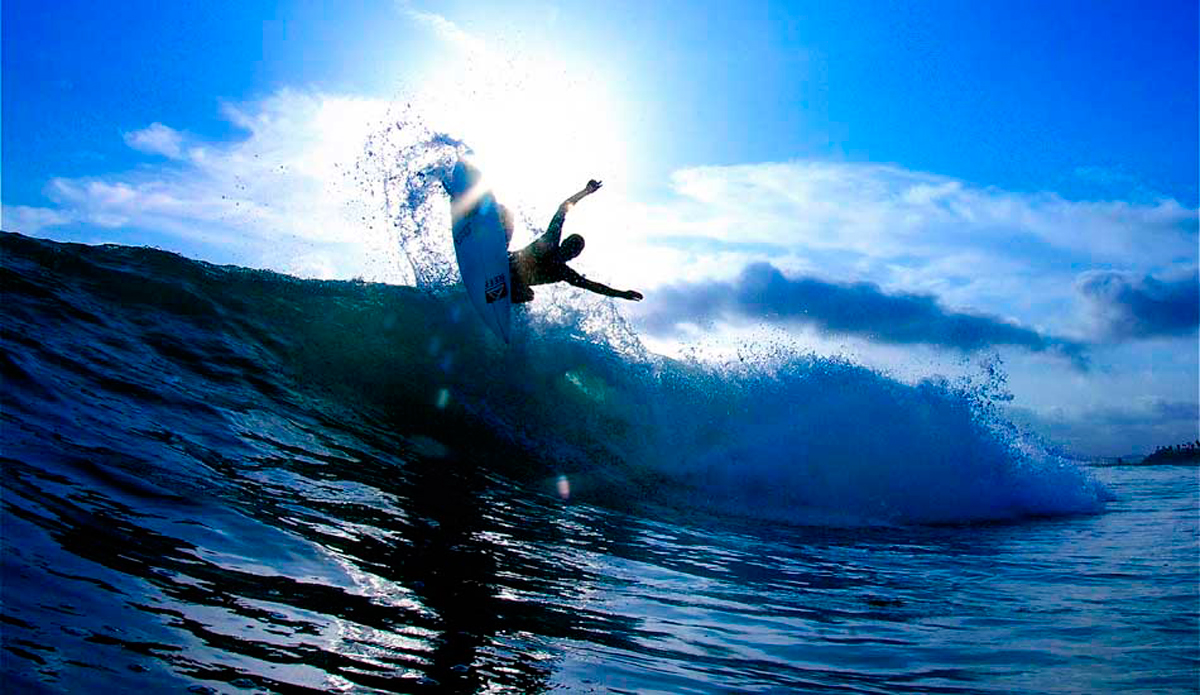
[
  {"x1": 636, "y1": 262, "x2": 1089, "y2": 366},
  {"x1": 1076, "y1": 268, "x2": 1199, "y2": 340}
]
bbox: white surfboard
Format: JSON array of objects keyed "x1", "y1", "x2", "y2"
[{"x1": 441, "y1": 159, "x2": 512, "y2": 344}]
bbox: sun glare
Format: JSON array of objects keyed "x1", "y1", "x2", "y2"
[{"x1": 419, "y1": 45, "x2": 629, "y2": 218}]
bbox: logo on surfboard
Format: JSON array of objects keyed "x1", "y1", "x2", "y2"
[
  {"x1": 453, "y1": 220, "x2": 474, "y2": 244},
  {"x1": 485, "y1": 274, "x2": 508, "y2": 303}
]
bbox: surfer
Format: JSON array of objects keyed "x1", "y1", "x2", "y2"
[{"x1": 507, "y1": 179, "x2": 644, "y2": 304}]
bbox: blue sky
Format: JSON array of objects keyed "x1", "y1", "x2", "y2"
[
  {"x1": 7, "y1": 1, "x2": 1196, "y2": 204},
  {"x1": 3, "y1": 0, "x2": 1197, "y2": 456}
]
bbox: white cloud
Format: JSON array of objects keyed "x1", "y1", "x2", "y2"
[
  {"x1": 609, "y1": 161, "x2": 1198, "y2": 340},
  {"x1": 123, "y1": 122, "x2": 187, "y2": 159},
  {"x1": 25, "y1": 89, "x2": 406, "y2": 279},
  {"x1": 400, "y1": 4, "x2": 485, "y2": 54},
  {"x1": 648, "y1": 161, "x2": 1195, "y2": 265},
  {"x1": 2, "y1": 204, "x2": 73, "y2": 235}
]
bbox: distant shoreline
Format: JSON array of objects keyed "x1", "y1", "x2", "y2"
[
  {"x1": 1142, "y1": 445, "x2": 1200, "y2": 465},
  {"x1": 1089, "y1": 443, "x2": 1200, "y2": 467}
]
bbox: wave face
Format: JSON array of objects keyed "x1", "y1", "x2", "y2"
[{"x1": 1, "y1": 229, "x2": 1108, "y2": 529}]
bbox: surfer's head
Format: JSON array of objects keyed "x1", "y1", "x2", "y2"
[{"x1": 561, "y1": 234, "x2": 585, "y2": 261}]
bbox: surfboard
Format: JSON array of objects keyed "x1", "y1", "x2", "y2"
[{"x1": 441, "y1": 159, "x2": 512, "y2": 344}]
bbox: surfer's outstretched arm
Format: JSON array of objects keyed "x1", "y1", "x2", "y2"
[
  {"x1": 542, "y1": 179, "x2": 603, "y2": 248},
  {"x1": 562, "y1": 266, "x2": 643, "y2": 301}
]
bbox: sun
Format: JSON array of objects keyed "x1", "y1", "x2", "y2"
[{"x1": 418, "y1": 45, "x2": 629, "y2": 220}]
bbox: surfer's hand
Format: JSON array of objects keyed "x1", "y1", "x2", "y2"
[
  {"x1": 585, "y1": 179, "x2": 603, "y2": 194},
  {"x1": 623, "y1": 290, "x2": 643, "y2": 301}
]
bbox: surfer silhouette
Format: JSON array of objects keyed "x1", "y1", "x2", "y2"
[{"x1": 506, "y1": 179, "x2": 644, "y2": 304}]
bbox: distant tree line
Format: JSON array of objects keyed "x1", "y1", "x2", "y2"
[{"x1": 1144, "y1": 440, "x2": 1200, "y2": 463}]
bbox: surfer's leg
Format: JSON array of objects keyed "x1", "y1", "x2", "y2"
[
  {"x1": 512, "y1": 284, "x2": 535, "y2": 303},
  {"x1": 509, "y1": 253, "x2": 534, "y2": 303}
]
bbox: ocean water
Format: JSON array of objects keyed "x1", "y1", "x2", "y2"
[{"x1": 1, "y1": 229, "x2": 1196, "y2": 694}]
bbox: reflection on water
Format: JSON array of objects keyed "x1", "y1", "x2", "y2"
[
  {"x1": 5, "y1": 404, "x2": 1197, "y2": 694},
  {"x1": 2, "y1": 397, "x2": 649, "y2": 692}
]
